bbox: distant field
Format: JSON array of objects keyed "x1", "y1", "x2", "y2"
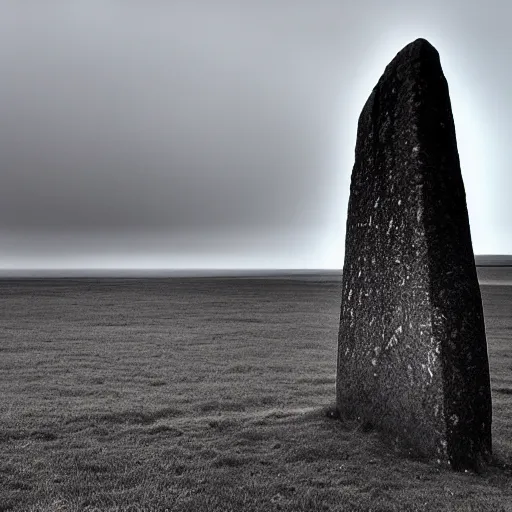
[
  {"x1": 475, "y1": 255, "x2": 512, "y2": 267},
  {"x1": 0, "y1": 276, "x2": 511, "y2": 511},
  {"x1": 477, "y1": 267, "x2": 512, "y2": 286}
]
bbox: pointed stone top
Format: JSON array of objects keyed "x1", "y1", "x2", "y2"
[
  {"x1": 391, "y1": 38, "x2": 440, "y2": 65},
  {"x1": 406, "y1": 37, "x2": 436, "y2": 50},
  {"x1": 358, "y1": 38, "x2": 445, "y2": 139}
]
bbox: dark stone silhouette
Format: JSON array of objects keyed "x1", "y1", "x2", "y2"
[{"x1": 336, "y1": 38, "x2": 492, "y2": 470}]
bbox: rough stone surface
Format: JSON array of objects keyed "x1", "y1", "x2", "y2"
[{"x1": 336, "y1": 38, "x2": 492, "y2": 470}]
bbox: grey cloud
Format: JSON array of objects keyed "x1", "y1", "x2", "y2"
[{"x1": 0, "y1": 1, "x2": 510, "y2": 268}]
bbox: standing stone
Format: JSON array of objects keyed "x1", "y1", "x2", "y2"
[{"x1": 336, "y1": 38, "x2": 492, "y2": 470}]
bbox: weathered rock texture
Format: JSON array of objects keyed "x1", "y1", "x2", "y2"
[{"x1": 336, "y1": 38, "x2": 492, "y2": 470}]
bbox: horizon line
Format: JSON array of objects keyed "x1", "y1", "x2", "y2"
[
  {"x1": 0, "y1": 264, "x2": 511, "y2": 278},
  {"x1": 0, "y1": 268, "x2": 344, "y2": 277}
]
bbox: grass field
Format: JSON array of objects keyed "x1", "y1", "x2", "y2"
[{"x1": 1, "y1": 273, "x2": 511, "y2": 511}]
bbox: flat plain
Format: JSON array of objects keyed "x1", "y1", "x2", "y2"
[{"x1": 0, "y1": 269, "x2": 511, "y2": 511}]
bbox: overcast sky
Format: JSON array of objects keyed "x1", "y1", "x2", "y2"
[{"x1": 0, "y1": 1, "x2": 510, "y2": 271}]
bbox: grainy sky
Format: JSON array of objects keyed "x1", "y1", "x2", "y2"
[{"x1": 0, "y1": 1, "x2": 510, "y2": 271}]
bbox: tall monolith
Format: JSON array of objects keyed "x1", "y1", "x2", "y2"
[{"x1": 336, "y1": 38, "x2": 492, "y2": 470}]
